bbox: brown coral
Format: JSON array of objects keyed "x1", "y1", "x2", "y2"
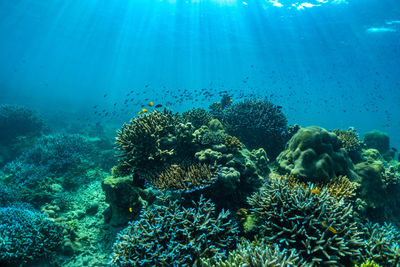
[
  {"x1": 148, "y1": 163, "x2": 220, "y2": 193},
  {"x1": 224, "y1": 135, "x2": 242, "y2": 153},
  {"x1": 331, "y1": 127, "x2": 362, "y2": 152}
]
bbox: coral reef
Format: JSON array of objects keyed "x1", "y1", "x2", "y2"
[
  {"x1": 0, "y1": 104, "x2": 47, "y2": 144},
  {"x1": 331, "y1": 127, "x2": 362, "y2": 152},
  {"x1": 276, "y1": 126, "x2": 359, "y2": 183},
  {"x1": 0, "y1": 206, "x2": 63, "y2": 265},
  {"x1": 364, "y1": 130, "x2": 395, "y2": 161},
  {"x1": 355, "y1": 161, "x2": 386, "y2": 208},
  {"x1": 201, "y1": 239, "x2": 307, "y2": 267},
  {"x1": 355, "y1": 260, "x2": 381, "y2": 267},
  {"x1": 358, "y1": 222, "x2": 400, "y2": 266},
  {"x1": 148, "y1": 163, "x2": 220, "y2": 193},
  {"x1": 210, "y1": 99, "x2": 288, "y2": 159},
  {"x1": 224, "y1": 135, "x2": 242, "y2": 153},
  {"x1": 247, "y1": 177, "x2": 362, "y2": 265},
  {"x1": 182, "y1": 108, "x2": 213, "y2": 129},
  {"x1": 115, "y1": 109, "x2": 195, "y2": 180},
  {"x1": 109, "y1": 195, "x2": 238, "y2": 266}
]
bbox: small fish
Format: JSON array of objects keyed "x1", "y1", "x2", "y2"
[
  {"x1": 311, "y1": 188, "x2": 321, "y2": 195},
  {"x1": 104, "y1": 94, "x2": 107, "y2": 97},
  {"x1": 328, "y1": 226, "x2": 337, "y2": 234},
  {"x1": 229, "y1": 99, "x2": 233, "y2": 103},
  {"x1": 129, "y1": 207, "x2": 133, "y2": 213},
  {"x1": 138, "y1": 111, "x2": 142, "y2": 114},
  {"x1": 148, "y1": 102, "x2": 153, "y2": 107},
  {"x1": 392, "y1": 147, "x2": 398, "y2": 152},
  {"x1": 142, "y1": 109, "x2": 148, "y2": 113},
  {"x1": 155, "y1": 104, "x2": 163, "y2": 108}
]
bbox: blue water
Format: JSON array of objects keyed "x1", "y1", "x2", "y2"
[{"x1": 0, "y1": 0, "x2": 399, "y2": 147}]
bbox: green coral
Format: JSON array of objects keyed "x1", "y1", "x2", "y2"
[
  {"x1": 355, "y1": 260, "x2": 381, "y2": 267},
  {"x1": 224, "y1": 136, "x2": 242, "y2": 153}
]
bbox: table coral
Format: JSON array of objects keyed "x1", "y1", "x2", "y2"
[{"x1": 109, "y1": 195, "x2": 238, "y2": 266}]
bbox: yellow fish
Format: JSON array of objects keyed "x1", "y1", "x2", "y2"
[
  {"x1": 142, "y1": 109, "x2": 148, "y2": 113},
  {"x1": 138, "y1": 111, "x2": 142, "y2": 114},
  {"x1": 311, "y1": 188, "x2": 321, "y2": 195},
  {"x1": 229, "y1": 99, "x2": 233, "y2": 103},
  {"x1": 148, "y1": 102, "x2": 153, "y2": 107},
  {"x1": 129, "y1": 207, "x2": 133, "y2": 213},
  {"x1": 328, "y1": 226, "x2": 337, "y2": 234}
]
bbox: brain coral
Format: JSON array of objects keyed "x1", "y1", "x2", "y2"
[
  {"x1": 0, "y1": 206, "x2": 63, "y2": 265},
  {"x1": 110, "y1": 195, "x2": 238, "y2": 266},
  {"x1": 276, "y1": 126, "x2": 359, "y2": 183},
  {"x1": 247, "y1": 177, "x2": 362, "y2": 265}
]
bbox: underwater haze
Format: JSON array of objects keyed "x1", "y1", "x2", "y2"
[{"x1": 1, "y1": 0, "x2": 400, "y2": 266}]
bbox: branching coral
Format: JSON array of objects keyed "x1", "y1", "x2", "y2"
[
  {"x1": 210, "y1": 99, "x2": 288, "y2": 159},
  {"x1": 116, "y1": 109, "x2": 195, "y2": 179},
  {"x1": 331, "y1": 127, "x2": 362, "y2": 152},
  {"x1": 224, "y1": 136, "x2": 242, "y2": 153},
  {"x1": 201, "y1": 239, "x2": 307, "y2": 267},
  {"x1": 109, "y1": 195, "x2": 238, "y2": 266},
  {"x1": 182, "y1": 108, "x2": 213, "y2": 129},
  {"x1": 0, "y1": 206, "x2": 63, "y2": 265},
  {"x1": 148, "y1": 163, "x2": 220, "y2": 193},
  {"x1": 358, "y1": 222, "x2": 400, "y2": 266},
  {"x1": 247, "y1": 177, "x2": 362, "y2": 265}
]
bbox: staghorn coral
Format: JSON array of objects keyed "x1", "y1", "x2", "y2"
[
  {"x1": 201, "y1": 131, "x2": 228, "y2": 146},
  {"x1": 0, "y1": 206, "x2": 63, "y2": 265},
  {"x1": 182, "y1": 108, "x2": 213, "y2": 129},
  {"x1": 247, "y1": 177, "x2": 362, "y2": 265},
  {"x1": 109, "y1": 195, "x2": 238, "y2": 266},
  {"x1": 358, "y1": 222, "x2": 400, "y2": 266},
  {"x1": 116, "y1": 109, "x2": 195, "y2": 179},
  {"x1": 148, "y1": 163, "x2": 220, "y2": 193},
  {"x1": 277, "y1": 126, "x2": 359, "y2": 183},
  {"x1": 201, "y1": 239, "x2": 308, "y2": 267},
  {"x1": 215, "y1": 99, "x2": 288, "y2": 159},
  {"x1": 224, "y1": 136, "x2": 242, "y2": 153},
  {"x1": 331, "y1": 127, "x2": 362, "y2": 152}
]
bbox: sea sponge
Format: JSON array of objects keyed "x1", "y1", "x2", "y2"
[
  {"x1": 109, "y1": 195, "x2": 238, "y2": 266},
  {"x1": 277, "y1": 126, "x2": 359, "y2": 183},
  {"x1": 201, "y1": 239, "x2": 307, "y2": 267},
  {"x1": 247, "y1": 177, "x2": 362, "y2": 265}
]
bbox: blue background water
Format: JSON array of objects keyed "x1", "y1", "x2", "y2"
[{"x1": 0, "y1": 0, "x2": 399, "y2": 148}]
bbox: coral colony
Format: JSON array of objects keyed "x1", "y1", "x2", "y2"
[{"x1": 1, "y1": 98, "x2": 400, "y2": 266}]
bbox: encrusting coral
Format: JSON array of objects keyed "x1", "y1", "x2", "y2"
[
  {"x1": 148, "y1": 163, "x2": 220, "y2": 193},
  {"x1": 201, "y1": 239, "x2": 308, "y2": 267},
  {"x1": 109, "y1": 195, "x2": 238, "y2": 266},
  {"x1": 247, "y1": 177, "x2": 362, "y2": 265},
  {"x1": 276, "y1": 126, "x2": 359, "y2": 183}
]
